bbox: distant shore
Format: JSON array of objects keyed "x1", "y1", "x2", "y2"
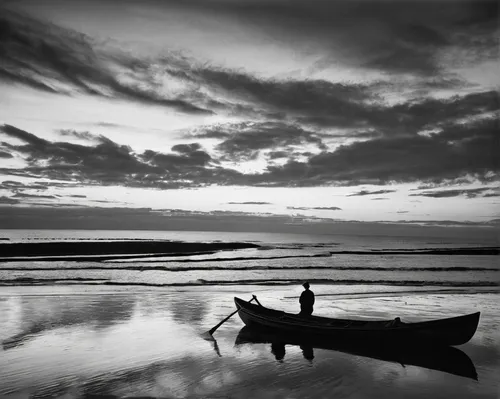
[{"x1": 0, "y1": 240, "x2": 260, "y2": 260}]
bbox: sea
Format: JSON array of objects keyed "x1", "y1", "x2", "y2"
[
  {"x1": 0, "y1": 229, "x2": 499, "y2": 398},
  {"x1": 0, "y1": 229, "x2": 499, "y2": 293}
]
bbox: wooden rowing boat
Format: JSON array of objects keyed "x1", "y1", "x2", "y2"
[
  {"x1": 234, "y1": 297, "x2": 480, "y2": 346},
  {"x1": 234, "y1": 326, "x2": 478, "y2": 380}
]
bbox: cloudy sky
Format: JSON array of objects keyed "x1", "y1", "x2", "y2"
[{"x1": 0, "y1": 0, "x2": 499, "y2": 232}]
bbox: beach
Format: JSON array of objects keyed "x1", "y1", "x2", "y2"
[
  {"x1": 0, "y1": 285, "x2": 499, "y2": 398},
  {"x1": 0, "y1": 230, "x2": 499, "y2": 398}
]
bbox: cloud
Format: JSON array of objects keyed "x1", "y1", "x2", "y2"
[
  {"x1": 0, "y1": 123, "x2": 241, "y2": 189},
  {"x1": 190, "y1": 68, "x2": 387, "y2": 129},
  {"x1": 0, "y1": 180, "x2": 49, "y2": 191},
  {"x1": 171, "y1": 0, "x2": 499, "y2": 77},
  {"x1": 227, "y1": 202, "x2": 271, "y2": 205},
  {"x1": 268, "y1": 151, "x2": 290, "y2": 160},
  {"x1": 287, "y1": 206, "x2": 342, "y2": 211},
  {"x1": 2, "y1": 6, "x2": 497, "y2": 136},
  {"x1": 347, "y1": 189, "x2": 396, "y2": 197},
  {"x1": 0, "y1": 205, "x2": 336, "y2": 231},
  {"x1": 258, "y1": 116, "x2": 499, "y2": 186},
  {"x1": 205, "y1": 122, "x2": 326, "y2": 161},
  {"x1": 0, "y1": 150, "x2": 13, "y2": 158},
  {"x1": 191, "y1": 64, "x2": 497, "y2": 131},
  {"x1": 2, "y1": 116, "x2": 498, "y2": 191},
  {"x1": 12, "y1": 192, "x2": 57, "y2": 199},
  {"x1": 381, "y1": 219, "x2": 497, "y2": 228},
  {"x1": 372, "y1": 197, "x2": 390, "y2": 201},
  {"x1": 58, "y1": 129, "x2": 99, "y2": 141},
  {"x1": 0, "y1": 8, "x2": 212, "y2": 115},
  {"x1": 410, "y1": 187, "x2": 498, "y2": 198},
  {"x1": 141, "y1": 144, "x2": 213, "y2": 171},
  {"x1": 0, "y1": 196, "x2": 19, "y2": 204},
  {"x1": 2, "y1": 205, "x2": 496, "y2": 237}
]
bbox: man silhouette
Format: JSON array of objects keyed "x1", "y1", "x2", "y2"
[{"x1": 299, "y1": 282, "x2": 315, "y2": 317}]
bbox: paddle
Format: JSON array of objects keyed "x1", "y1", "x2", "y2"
[{"x1": 206, "y1": 295, "x2": 261, "y2": 337}]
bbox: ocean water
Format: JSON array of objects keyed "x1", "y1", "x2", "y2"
[
  {"x1": 0, "y1": 229, "x2": 498, "y2": 293},
  {"x1": 0, "y1": 287, "x2": 499, "y2": 398},
  {"x1": 0, "y1": 230, "x2": 499, "y2": 398}
]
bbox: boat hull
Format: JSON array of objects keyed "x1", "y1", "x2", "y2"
[{"x1": 234, "y1": 297, "x2": 480, "y2": 346}]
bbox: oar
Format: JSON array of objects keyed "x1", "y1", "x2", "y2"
[{"x1": 206, "y1": 295, "x2": 261, "y2": 337}]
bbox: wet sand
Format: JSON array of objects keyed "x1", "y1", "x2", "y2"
[{"x1": 0, "y1": 285, "x2": 499, "y2": 398}]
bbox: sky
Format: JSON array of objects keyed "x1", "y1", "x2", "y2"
[{"x1": 0, "y1": 0, "x2": 499, "y2": 234}]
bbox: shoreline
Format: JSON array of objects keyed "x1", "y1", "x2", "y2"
[{"x1": 1, "y1": 285, "x2": 498, "y2": 398}]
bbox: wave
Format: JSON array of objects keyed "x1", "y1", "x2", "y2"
[
  {"x1": 108, "y1": 253, "x2": 333, "y2": 264},
  {"x1": 330, "y1": 247, "x2": 500, "y2": 255},
  {"x1": 0, "y1": 251, "x2": 218, "y2": 263},
  {"x1": 0, "y1": 278, "x2": 498, "y2": 287},
  {"x1": 1, "y1": 265, "x2": 498, "y2": 272},
  {"x1": 0, "y1": 277, "x2": 108, "y2": 285}
]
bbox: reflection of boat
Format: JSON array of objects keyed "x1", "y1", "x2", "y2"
[
  {"x1": 235, "y1": 297, "x2": 480, "y2": 346},
  {"x1": 235, "y1": 326, "x2": 478, "y2": 380}
]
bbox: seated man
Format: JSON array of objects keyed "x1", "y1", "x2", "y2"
[{"x1": 299, "y1": 282, "x2": 315, "y2": 317}]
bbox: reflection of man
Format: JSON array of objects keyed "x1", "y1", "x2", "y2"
[
  {"x1": 299, "y1": 282, "x2": 315, "y2": 317},
  {"x1": 300, "y1": 344, "x2": 314, "y2": 362},
  {"x1": 271, "y1": 342, "x2": 286, "y2": 362}
]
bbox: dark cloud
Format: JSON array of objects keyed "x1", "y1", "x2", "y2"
[
  {"x1": 268, "y1": 151, "x2": 289, "y2": 160},
  {"x1": 383, "y1": 91, "x2": 499, "y2": 135},
  {"x1": 90, "y1": 199, "x2": 121, "y2": 204},
  {"x1": 58, "y1": 129, "x2": 98, "y2": 141},
  {"x1": 211, "y1": 122, "x2": 326, "y2": 161},
  {"x1": 227, "y1": 202, "x2": 271, "y2": 205},
  {"x1": 347, "y1": 189, "x2": 397, "y2": 197},
  {"x1": 69, "y1": 194, "x2": 87, "y2": 198},
  {"x1": 382, "y1": 219, "x2": 497, "y2": 227},
  {"x1": 0, "y1": 8, "x2": 212, "y2": 115},
  {"x1": 171, "y1": 143, "x2": 203, "y2": 154},
  {"x1": 287, "y1": 206, "x2": 342, "y2": 211},
  {"x1": 12, "y1": 192, "x2": 57, "y2": 199},
  {"x1": 0, "y1": 124, "x2": 241, "y2": 189},
  {"x1": 192, "y1": 69, "x2": 379, "y2": 129},
  {"x1": 414, "y1": 178, "x2": 476, "y2": 190},
  {"x1": 372, "y1": 198, "x2": 390, "y2": 201},
  {"x1": 0, "y1": 205, "x2": 497, "y2": 239},
  {"x1": 172, "y1": 0, "x2": 498, "y2": 77},
  {"x1": 191, "y1": 63, "x2": 497, "y2": 131},
  {"x1": 410, "y1": 187, "x2": 498, "y2": 199},
  {"x1": 2, "y1": 115, "x2": 498, "y2": 191},
  {"x1": 0, "y1": 180, "x2": 49, "y2": 191},
  {"x1": 0, "y1": 205, "x2": 334, "y2": 231},
  {"x1": 258, "y1": 116, "x2": 499, "y2": 186},
  {"x1": 142, "y1": 144, "x2": 213, "y2": 171},
  {"x1": 0, "y1": 150, "x2": 13, "y2": 158},
  {"x1": 2, "y1": 5, "x2": 497, "y2": 136},
  {"x1": 0, "y1": 196, "x2": 19, "y2": 204}
]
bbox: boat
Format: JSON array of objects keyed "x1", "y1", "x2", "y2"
[
  {"x1": 234, "y1": 297, "x2": 480, "y2": 346},
  {"x1": 235, "y1": 326, "x2": 478, "y2": 380}
]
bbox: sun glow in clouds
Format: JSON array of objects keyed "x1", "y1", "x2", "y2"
[{"x1": 0, "y1": 0, "x2": 498, "y2": 232}]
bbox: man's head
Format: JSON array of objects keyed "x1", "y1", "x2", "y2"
[{"x1": 303, "y1": 282, "x2": 310, "y2": 290}]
